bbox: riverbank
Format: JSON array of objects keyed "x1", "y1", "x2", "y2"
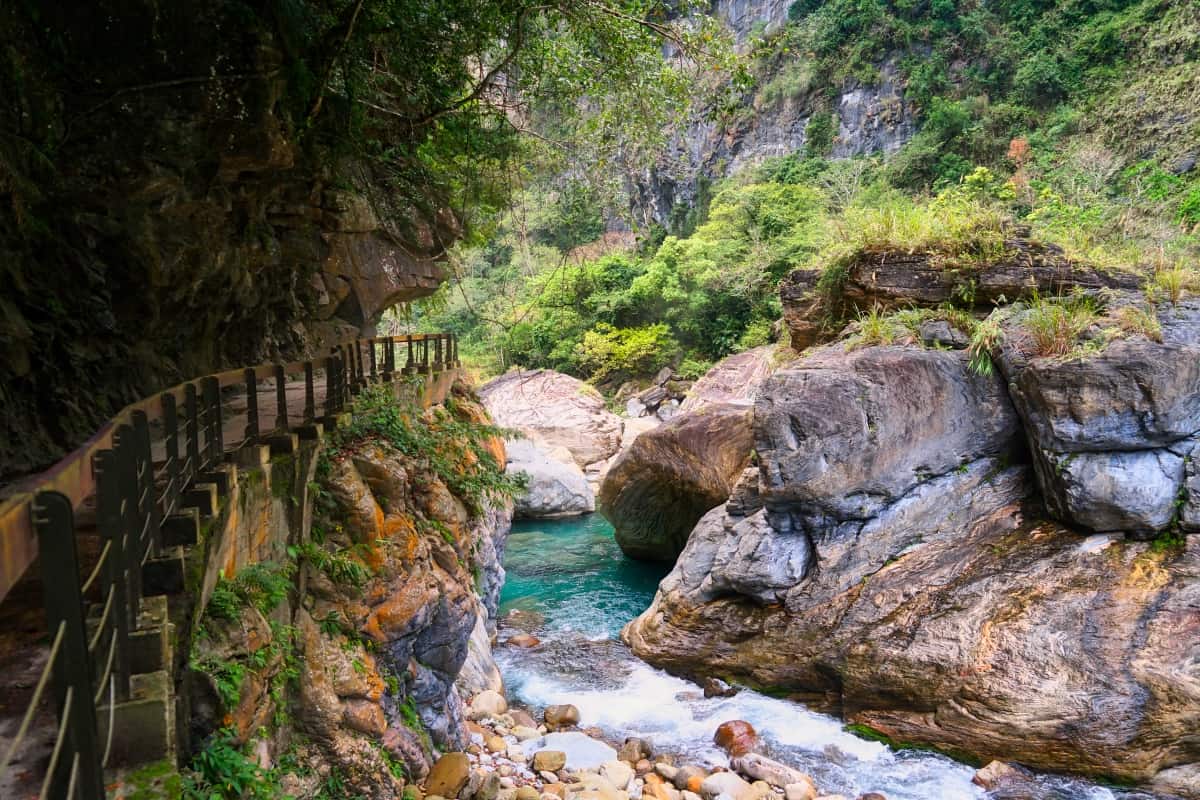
[{"x1": 422, "y1": 515, "x2": 1164, "y2": 800}]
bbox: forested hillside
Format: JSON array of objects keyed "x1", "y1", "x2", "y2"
[{"x1": 426, "y1": 0, "x2": 1200, "y2": 389}]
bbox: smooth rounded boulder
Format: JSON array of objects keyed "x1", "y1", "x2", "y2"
[
  {"x1": 505, "y1": 437, "x2": 595, "y2": 519},
  {"x1": 479, "y1": 370, "x2": 623, "y2": 469},
  {"x1": 600, "y1": 404, "x2": 755, "y2": 561}
]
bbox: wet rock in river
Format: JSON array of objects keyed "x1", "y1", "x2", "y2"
[
  {"x1": 544, "y1": 703, "x2": 581, "y2": 729},
  {"x1": 426, "y1": 753, "x2": 472, "y2": 798},
  {"x1": 713, "y1": 721, "x2": 758, "y2": 757}
]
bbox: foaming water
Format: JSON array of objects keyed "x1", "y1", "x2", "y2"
[{"x1": 496, "y1": 514, "x2": 1146, "y2": 800}]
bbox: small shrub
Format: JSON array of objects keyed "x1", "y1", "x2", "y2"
[
  {"x1": 845, "y1": 305, "x2": 908, "y2": 349},
  {"x1": 967, "y1": 310, "x2": 1005, "y2": 374},
  {"x1": 1023, "y1": 291, "x2": 1100, "y2": 357},
  {"x1": 293, "y1": 541, "x2": 372, "y2": 586},
  {"x1": 205, "y1": 562, "x2": 294, "y2": 621},
  {"x1": 1151, "y1": 267, "x2": 1198, "y2": 305},
  {"x1": 184, "y1": 731, "x2": 282, "y2": 800},
  {"x1": 675, "y1": 358, "x2": 713, "y2": 380},
  {"x1": 1116, "y1": 306, "x2": 1163, "y2": 342},
  {"x1": 333, "y1": 387, "x2": 526, "y2": 513},
  {"x1": 577, "y1": 323, "x2": 679, "y2": 382}
]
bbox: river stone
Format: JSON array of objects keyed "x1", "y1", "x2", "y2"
[
  {"x1": 528, "y1": 732, "x2": 618, "y2": 770},
  {"x1": 737, "y1": 781, "x2": 776, "y2": 800},
  {"x1": 713, "y1": 721, "x2": 758, "y2": 756},
  {"x1": 426, "y1": 754, "x2": 471, "y2": 798},
  {"x1": 671, "y1": 766, "x2": 708, "y2": 791},
  {"x1": 971, "y1": 760, "x2": 1023, "y2": 790},
  {"x1": 601, "y1": 404, "x2": 756, "y2": 561},
  {"x1": 731, "y1": 753, "x2": 810, "y2": 790},
  {"x1": 544, "y1": 703, "x2": 581, "y2": 728},
  {"x1": 699, "y1": 771, "x2": 752, "y2": 800},
  {"x1": 506, "y1": 438, "x2": 595, "y2": 519},
  {"x1": 679, "y1": 346, "x2": 775, "y2": 413},
  {"x1": 1039, "y1": 448, "x2": 1185, "y2": 533},
  {"x1": 480, "y1": 370, "x2": 623, "y2": 468},
  {"x1": 601, "y1": 760, "x2": 636, "y2": 789},
  {"x1": 532, "y1": 750, "x2": 567, "y2": 772},
  {"x1": 509, "y1": 709, "x2": 539, "y2": 728},
  {"x1": 516, "y1": 788, "x2": 541, "y2": 800},
  {"x1": 783, "y1": 781, "x2": 817, "y2": 800},
  {"x1": 469, "y1": 690, "x2": 508, "y2": 720},
  {"x1": 618, "y1": 737, "x2": 653, "y2": 763}
]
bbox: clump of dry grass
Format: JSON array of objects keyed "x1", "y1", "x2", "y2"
[{"x1": 1023, "y1": 290, "x2": 1101, "y2": 357}]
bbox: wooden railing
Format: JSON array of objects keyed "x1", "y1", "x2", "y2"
[{"x1": 0, "y1": 332, "x2": 459, "y2": 800}]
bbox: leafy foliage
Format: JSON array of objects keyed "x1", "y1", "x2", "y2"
[
  {"x1": 183, "y1": 731, "x2": 283, "y2": 800},
  {"x1": 332, "y1": 385, "x2": 525, "y2": 513},
  {"x1": 205, "y1": 562, "x2": 295, "y2": 621}
]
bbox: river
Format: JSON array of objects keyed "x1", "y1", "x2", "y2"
[{"x1": 493, "y1": 514, "x2": 1159, "y2": 800}]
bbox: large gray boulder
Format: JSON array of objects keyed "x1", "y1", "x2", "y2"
[
  {"x1": 505, "y1": 438, "x2": 595, "y2": 519},
  {"x1": 479, "y1": 370, "x2": 622, "y2": 469},
  {"x1": 599, "y1": 404, "x2": 755, "y2": 561},
  {"x1": 996, "y1": 298, "x2": 1200, "y2": 535},
  {"x1": 1037, "y1": 448, "x2": 1186, "y2": 533},
  {"x1": 755, "y1": 345, "x2": 1022, "y2": 518}
]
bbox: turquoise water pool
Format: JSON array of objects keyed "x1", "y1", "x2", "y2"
[{"x1": 499, "y1": 513, "x2": 668, "y2": 640}]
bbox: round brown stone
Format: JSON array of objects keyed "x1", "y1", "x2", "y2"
[{"x1": 713, "y1": 720, "x2": 758, "y2": 756}]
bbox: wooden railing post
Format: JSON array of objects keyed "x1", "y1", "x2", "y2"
[
  {"x1": 94, "y1": 451, "x2": 132, "y2": 703},
  {"x1": 304, "y1": 362, "x2": 316, "y2": 424},
  {"x1": 112, "y1": 425, "x2": 144, "y2": 605},
  {"x1": 201, "y1": 376, "x2": 223, "y2": 466},
  {"x1": 161, "y1": 393, "x2": 181, "y2": 517},
  {"x1": 355, "y1": 341, "x2": 367, "y2": 391},
  {"x1": 274, "y1": 364, "x2": 288, "y2": 431},
  {"x1": 368, "y1": 339, "x2": 378, "y2": 383},
  {"x1": 244, "y1": 368, "x2": 259, "y2": 442},
  {"x1": 33, "y1": 491, "x2": 105, "y2": 800},
  {"x1": 131, "y1": 411, "x2": 161, "y2": 557},
  {"x1": 184, "y1": 383, "x2": 200, "y2": 486},
  {"x1": 383, "y1": 338, "x2": 395, "y2": 383},
  {"x1": 405, "y1": 336, "x2": 415, "y2": 375}
]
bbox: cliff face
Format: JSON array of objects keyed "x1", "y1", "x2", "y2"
[
  {"x1": 630, "y1": 1, "x2": 916, "y2": 230},
  {"x1": 0, "y1": 2, "x2": 450, "y2": 479}
]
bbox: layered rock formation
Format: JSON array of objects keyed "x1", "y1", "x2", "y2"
[
  {"x1": 996, "y1": 297, "x2": 1200, "y2": 537},
  {"x1": 189, "y1": 388, "x2": 513, "y2": 798},
  {"x1": 625, "y1": 298, "x2": 1200, "y2": 794},
  {"x1": 779, "y1": 237, "x2": 1141, "y2": 350},
  {"x1": 679, "y1": 345, "x2": 775, "y2": 413},
  {"x1": 601, "y1": 349, "x2": 783, "y2": 561}
]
